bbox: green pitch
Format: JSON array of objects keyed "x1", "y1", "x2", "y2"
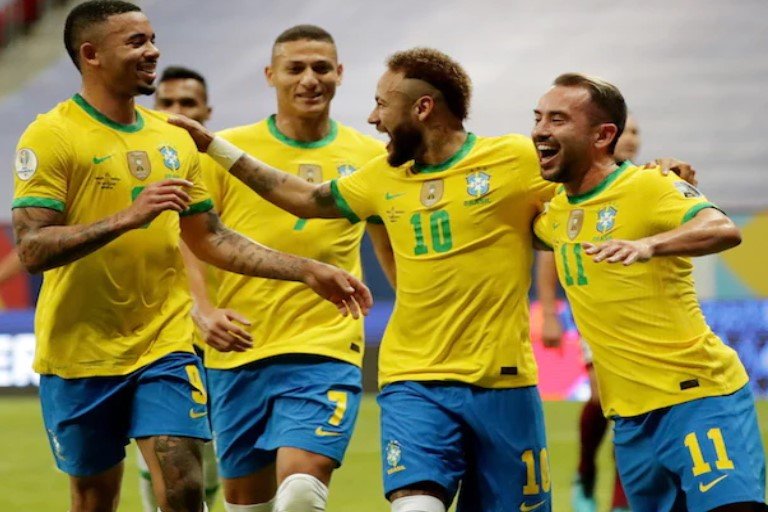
[{"x1": 1, "y1": 395, "x2": 766, "y2": 511}]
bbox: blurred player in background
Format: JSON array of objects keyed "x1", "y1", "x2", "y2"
[
  {"x1": 537, "y1": 113, "x2": 641, "y2": 512},
  {"x1": 185, "y1": 25, "x2": 393, "y2": 512},
  {"x1": 12, "y1": 2, "x2": 370, "y2": 511},
  {"x1": 131, "y1": 65, "x2": 220, "y2": 512},
  {"x1": 533, "y1": 72, "x2": 765, "y2": 511}
]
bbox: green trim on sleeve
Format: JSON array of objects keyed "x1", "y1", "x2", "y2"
[
  {"x1": 682, "y1": 202, "x2": 719, "y2": 224},
  {"x1": 366, "y1": 215, "x2": 385, "y2": 224},
  {"x1": 329, "y1": 179, "x2": 361, "y2": 224},
  {"x1": 12, "y1": 197, "x2": 65, "y2": 212},
  {"x1": 72, "y1": 94, "x2": 144, "y2": 133},
  {"x1": 180, "y1": 198, "x2": 214, "y2": 217}
]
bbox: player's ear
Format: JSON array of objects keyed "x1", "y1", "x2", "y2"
[
  {"x1": 80, "y1": 42, "x2": 99, "y2": 69},
  {"x1": 413, "y1": 95, "x2": 435, "y2": 122},
  {"x1": 595, "y1": 123, "x2": 619, "y2": 150},
  {"x1": 264, "y1": 65, "x2": 275, "y2": 87},
  {"x1": 336, "y1": 63, "x2": 344, "y2": 86}
]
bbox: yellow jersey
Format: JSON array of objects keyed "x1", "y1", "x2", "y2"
[
  {"x1": 201, "y1": 116, "x2": 384, "y2": 369},
  {"x1": 13, "y1": 94, "x2": 212, "y2": 378},
  {"x1": 534, "y1": 162, "x2": 748, "y2": 417},
  {"x1": 332, "y1": 133, "x2": 555, "y2": 388}
]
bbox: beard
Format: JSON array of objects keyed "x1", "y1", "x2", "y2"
[
  {"x1": 137, "y1": 83, "x2": 157, "y2": 96},
  {"x1": 387, "y1": 123, "x2": 423, "y2": 167}
]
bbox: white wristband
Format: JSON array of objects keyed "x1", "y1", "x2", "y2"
[{"x1": 207, "y1": 136, "x2": 246, "y2": 171}]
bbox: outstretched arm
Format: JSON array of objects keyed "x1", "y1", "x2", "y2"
[
  {"x1": 180, "y1": 210, "x2": 372, "y2": 317},
  {"x1": 536, "y1": 251, "x2": 563, "y2": 348},
  {"x1": 169, "y1": 115, "x2": 343, "y2": 219},
  {"x1": 584, "y1": 207, "x2": 740, "y2": 265},
  {"x1": 13, "y1": 179, "x2": 192, "y2": 273},
  {"x1": 367, "y1": 223, "x2": 396, "y2": 290}
]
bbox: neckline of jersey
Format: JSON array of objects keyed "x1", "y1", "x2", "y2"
[
  {"x1": 267, "y1": 114, "x2": 338, "y2": 149},
  {"x1": 412, "y1": 132, "x2": 477, "y2": 174},
  {"x1": 567, "y1": 160, "x2": 633, "y2": 204},
  {"x1": 72, "y1": 94, "x2": 145, "y2": 133}
]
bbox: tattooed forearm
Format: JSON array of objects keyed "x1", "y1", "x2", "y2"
[
  {"x1": 190, "y1": 211, "x2": 309, "y2": 280},
  {"x1": 227, "y1": 155, "x2": 343, "y2": 219},
  {"x1": 153, "y1": 436, "x2": 204, "y2": 512},
  {"x1": 12, "y1": 207, "x2": 131, "y2": 273}
]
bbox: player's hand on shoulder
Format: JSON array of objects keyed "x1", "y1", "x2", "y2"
[
  {"x1": 193, "y1": 307, "x2": 253, "y2": 353},
  {"x1": 583, "y1": 239, "x2": 653, "y2": 265},
  {"x1": 167, "y1": 114, "x2": 214, "y2": 152},
  {"x1": 122, "y1": 178, "x2": 192, "y2": 229},
  {"x1": 644, "y1": 158, "x2": 698, "y2": 186},
  {"x1": 302, "y1": 261, "x2": 373, "y2": 319}
]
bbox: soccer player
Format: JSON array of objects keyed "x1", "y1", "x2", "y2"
[
  {"x1": 186, "y1": 25, "x2": 392, "y2": 512},
  {"x1": 532, "y1": 73, "x2": 765, "y2": 511},
  {"x1": 130, "y1": 65, "x2": 221, "y2": 512},
  {"x1": 537, "y1": 114, "x2": 642, "y2": 512},
  {"x1": 172, "y1": 47, "x2": 555, "y2": 512},
  {"x1": 12, "y1": 2, "x2": 370, "y2": 512}
]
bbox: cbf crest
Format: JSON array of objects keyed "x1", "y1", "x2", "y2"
[
  {"x1": 420, "y1": 179, "x2": 443, "y2": 207},
  {"x1": 567, "y1": 209, "x2": 584, "y2": 240},
  {"x1": 466, "y1": 171, "x2": 490, "y2": 197},
  {"x1": 299, "y1": 164, "x2": 322, "y2": 184},
  {"x1": 158, "y1": 145, "x2": 180, "y2": 171},
  {"x1": 385, "y1": 440, "x2": 406, "y2": 475},
  {"x1": 597, "y1": 206, "x2": 617, "y2": 233},
  {"x1": 127, "y1": 151, "x2": 151, "y2": 180}
]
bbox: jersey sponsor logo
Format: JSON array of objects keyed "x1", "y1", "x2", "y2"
[
  {"x1": 420, "y1": 179, "x2": 443, "y2": 207},
  {"x1": 385, "y1": 439, "x2": 406, "y2": 474},
  {"x1": 158, "y1": 145, "x2": 180, "y2": 171},
  {"x1": 466, "y1": 171, "x2": 490, "y2": 197},
  {"x1": 596, "y1": 206, "x2": 617, "y2": 233},
  {"x1": 127, "y1": 151, "x2": 151, "y2": 180},
  {"x1": 92, "y1": 154, "x2": 113, "y2": 165},
  {"x1": 567, "y1": 209, "x2": 584, "y2": 240},
  {"x1": 337, "y1": 164, "x2": 356, "y2": 177},
  {"x1": 14, "y1": 148, "x2": 38, "y2": 181},
  {"x1": 299, "y1": 164, "x2": 323, "y2": 183},
  {"x1": 674, "y1": 180, "x2": 702, "y2": 198},
  {"x1": 314, "y1": 426, "x2": 343, "y2": 437},
  {"x1": 519, "y1": 500, "x2": 547, "y2": 512},
  {"x1": 699, "y1": 474, "x2": 728, "y2": 493},
  {"x1": 385, "y1": 192, "x2": 405, "y2": 200},
  {"x1": 188, "y1": 408, "x2": 208, "y2": 419}
]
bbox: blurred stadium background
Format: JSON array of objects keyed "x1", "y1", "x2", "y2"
[{"x1": 0, "y1": 0, "x2": 766, "y2": 510}]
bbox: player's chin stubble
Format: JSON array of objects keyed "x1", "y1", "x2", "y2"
[{"x1": 388, "y1": 124, "x2": 423, "y2": 167}]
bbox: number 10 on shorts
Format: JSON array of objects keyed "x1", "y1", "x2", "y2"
[{"x1": 522, "y1": 448, "x2": 551, "y2": 494}]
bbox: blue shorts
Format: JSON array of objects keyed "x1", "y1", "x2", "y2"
[
  {"x1": 207, "y1": 355, "x2": 362, "y2": 479},
  {"x1": 40, "y1": 351, "x2": 211, "y2": 477},
  {"x1": 614, "y1": 384, "x2": 766, "y2": 512},
  {"x1": 378, "y1": 382, "x2": 550, "y2": 512}
]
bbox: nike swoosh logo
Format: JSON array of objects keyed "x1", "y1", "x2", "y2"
[
  {"x1": 552, "y1": 223, "x2": 560, "y2": 229},
  {"x1": 92, "y1": 155, "x2": 112, "y2": 164},
  {"x1": 699, "y1": 474, "x2": 728, "y2": 493},
  {"x1": 189, "y1": 408, "x2": 208, "y2": 419},
  {"x1": 315, "y1": 426, "x2": 343, "y2": 437},
  {"x1": 385, "y1": 192, "x2": 405, "y2": 200},
  {"x1": 519, "y1": 500, "x2": 546, "y2": 512}
]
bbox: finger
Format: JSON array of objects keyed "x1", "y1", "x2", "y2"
[
  {"x1": 354, "y1": 283, "x2": 373, "y2": 313},
  {"x1": 336, "y1": 300, "x2": 349, "y2": 317},
  {"x1": 334, "y1": 272, "x2": 356, "y2": 294},
  {"x1": 156, "y1": 178, "x2": 194, "y2": 188},
  {"x1": 346, "y1": 297, "x2": 361, "y2": 320},
  {"x1": 582, "y1": 243, "x2": 598, "y2": 254},
  {"x1": 623, "y1": 252, "x2": 639, "y2": 265},
  {"x1": 167, "y1": 115, "x2": 193, "y2": 129},
  {"x1": 225, "y1": 310, "x2": 252, "y2": 327},
  {"x1": 226, "y1": 324, "x2": 253, "y2": 343},
  {"x1": 607, "y1": 247, "x2": 632, "y2": 263},
  {"x1": 593, "y1": 244, "x2": 621, "y2": 262},
  {"x1": 151, "y1": 190, "x2": 192, "y2": 208}
]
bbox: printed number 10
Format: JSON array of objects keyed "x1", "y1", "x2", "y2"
[{"x1": 410, "y1": 211, "x2": 453, "y2": 255}]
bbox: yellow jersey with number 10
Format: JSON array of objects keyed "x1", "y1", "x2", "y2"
[
  {"x1": 534, "y1": 162, "x2": 748, "y2": 417},
  {"x1": 13, "y1": 94, "x2": 212, "y2": 378},
  {"x1": 332, "y1": 133, "x2": 556, "y2": 388},
  {"x1": 201, "y1": 116, "x2": 384, "y2": 369}
]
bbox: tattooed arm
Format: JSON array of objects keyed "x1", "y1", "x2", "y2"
[
  {"x1": 12, "y1": 179, "x2": 192, "y2": 273},
  {"x1": 180, "y1": 211, "x2": 372, "y2": 317},
  {"x1": 169, "y1": 115, "x2": 342, "y2": 219}
]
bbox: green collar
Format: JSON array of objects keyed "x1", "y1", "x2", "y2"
[
  {"x1": 267, "y1": 114, "x2": 337, "y2": 148},
  {"x1": 72, "y1": 94, "x2": 144, "y2": 133},
  {"x1": 412, "y1": 132, "x2": 477, "y2": 173},
  {"x1": 567, "y1": 160, "x2": 633, "y2": 204}
]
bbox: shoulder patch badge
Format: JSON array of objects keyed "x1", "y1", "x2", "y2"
[
  {"x1": 420, "y1": 179, "x2": 444, "y2": 207},
  {"x1": 127, "y1": 151, "x2": 151, "y2": 180},
  {"x1": 674, "y1": 181, "x2": 702, "y2": 198},
  {"x1": 14, "y1": 148, "x2": 38, "y2": 181}
]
